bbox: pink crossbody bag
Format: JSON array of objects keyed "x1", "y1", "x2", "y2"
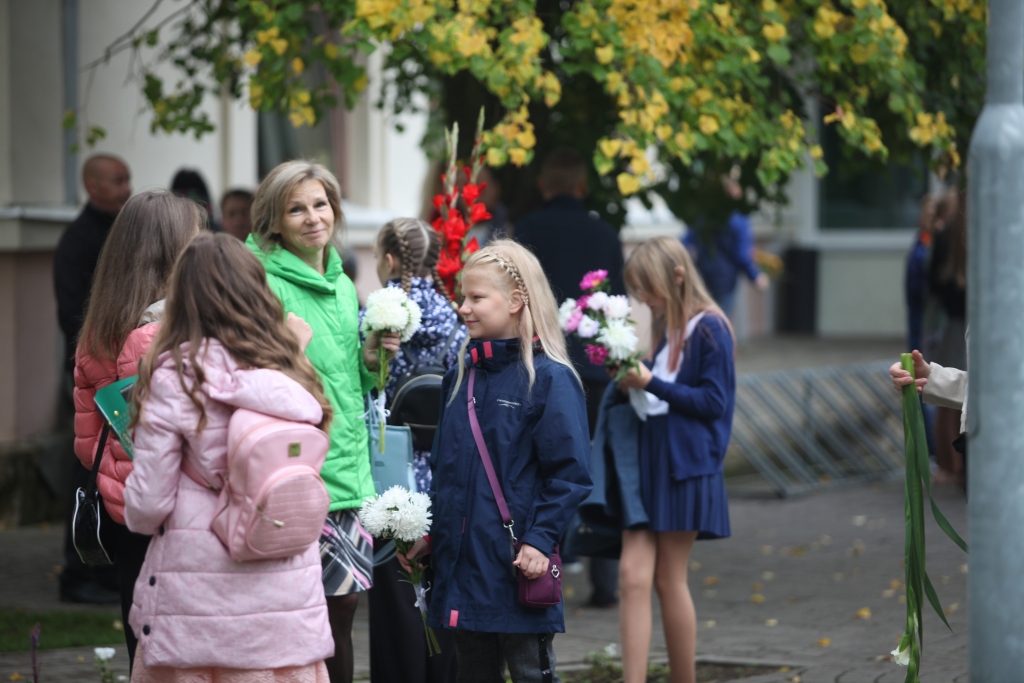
[{"x1": 467, "y1": 368, "x2": 562, "y2": 609}]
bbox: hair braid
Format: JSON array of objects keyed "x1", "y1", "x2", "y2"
[
  {"x1": 492, "y1": 254, "x2": 530, "y2": 307},
  {"x1": 396, "y1": 225, "x2": 414, "y2": 294}
]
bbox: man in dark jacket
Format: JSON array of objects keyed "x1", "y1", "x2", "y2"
[
  {"x1": 53, "y1": 153, "x2": 131, "y2": 604},
  {"x1": 515, "y1": 147, "x2": 624, "y2": 608}
]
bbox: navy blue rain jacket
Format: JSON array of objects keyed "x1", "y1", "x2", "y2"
[{"x1": 427, "y1": 338, "x2": 593, "y2": 634}]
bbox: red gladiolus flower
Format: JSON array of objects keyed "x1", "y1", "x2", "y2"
[
  {"x1": 446, "y1": 212, "x2": 468, "y2": 240},
  {"x1": 432, "y1": 194, "x2": 445, "y2": 211},
  {"x1": 462, "y1": 183, "x2": 482, "y2": 206},
  {"x1": 464, "y1": 237, "x2": 480, "y2": 256},
  {"x1": 469, "y1": 202, "x2": 492, "y2": 224}
]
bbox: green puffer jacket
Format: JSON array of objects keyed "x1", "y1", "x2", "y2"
[{"x1": 247, "y1": 235, "x2": 376, "y2": 510}]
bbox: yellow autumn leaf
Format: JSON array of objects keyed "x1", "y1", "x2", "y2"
[
  {"x1": 270, "y1": 38, "x2": 289, "y2": 56},
  {"x1": 616, "y1": 172, "x2": 641, "y2": 195},
  {"x1": 10, "y1": 674, "x2": 24, "y2": 682},
  {"x1": 674, "y1": 130, "x2": 695, "y2": 151},
  {"x1": 487, "y1": 147, "x2": 505, "y2": 166},
  {"x1": 810, "y1": 144, "x2": 823, "y2": 160},
  {"x1": 655, "y1": 124, "x2": 672, "y2": 141},
  {"x1": 703, "y1": 575, "x2": 720, "y2": 587},
  {"x1": 762, "y1": 0, "x2": 777, "y2": 10},
  {"x1": 855, "y1": 607, "x2": 872, "y2": 619},
  {"x1": 292, "y1": 57, "x2": 304, "y2": 75},
  {"x1": 324, "y1": 42, "x2": 339, "y2": 59},
  {"x1": 244, "y1": 49, "x2": 263, "y2": 67},
  {"x1": 289, "y1": 111, "x2": 305, "y2": 128},
  {"x1": 516, "y1": 130, "x2": 536, "y2": 149},
  {"x1": 606, "y1": 72, "x2": 624, "y2": 92},
  {"x1": 762, "y1": 21, "x2": 787, "y2": 41},
  {"x1": 750, "y1": 593, "x2": 766, "y2": 604},
  {"x1": 509, "y1": 148, "x2": 528, "y2": 166},
  {"x1": 747, "y1": 47, "x2": 761, "y2": 63},
  {"x1": 630, "y1": 154, "x2": 650, "y2": 174},
  {"x1": 595, "y1": 45, "x2": 615, "y2": 64},
  {"x1": 699, "y1": 114, "x2": 720, "y2": 136},
  {"x1": 817, "y1": 638, "x2": 831, "y2": 647},
  {"x1": 354, "y1": 74, "x2": 369, "y2": 93},
  {"x1": 599, "y1": 138, "x2": 622, "y2": 158}
]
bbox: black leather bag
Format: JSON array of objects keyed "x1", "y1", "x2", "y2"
[
  {"x1": 72, "y1": 423, "x2": 115, "y2": 566},
  {"x1": 388, "y1": 325, "x2": 461, "y2": 452}
]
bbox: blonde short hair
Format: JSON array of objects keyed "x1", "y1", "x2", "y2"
[{"x1": 251, "y1": 161, "x2": 344, "y2": 257}]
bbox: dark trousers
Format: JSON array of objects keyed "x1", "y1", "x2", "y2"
[
  {"x1": 454, "y1": 632, "x2": 558, "y2": 683},
  {"x1": 107, "y1": 521, "x2": 152, "y2": 671},
  {"x1": 580, "y1": 378, "x2": 619, "y2": 605},
  {"x1": 370, "y1": 548, "x2": 457, "y2": 683}
]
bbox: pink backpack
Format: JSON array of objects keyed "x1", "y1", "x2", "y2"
[{"x1": 206, "y1": 408, "x2": 330, "y2": 562}]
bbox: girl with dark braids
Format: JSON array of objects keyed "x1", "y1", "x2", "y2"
[{"x1": 363, "y1": 218, "x2": 466, "y2": 683}]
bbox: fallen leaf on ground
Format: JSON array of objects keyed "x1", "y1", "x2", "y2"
[
  {"x1": 788, "y1": 676, "x2": 801, "y2": 683},
  {"x1": 960, "y1": 564, "x2": 969, "y2": 574},
  {"x1": 762, "y1": 571, "x2": 776, "y2": 581},
  {"x1": 113, "y1": 619, "x2": 124, "y2": 631},
  {"x1": 778, "y1": 666, "x2": 790, "y2": 672},
  {"x1": 820, "y1": 535, "x2": 832, "y2": 545},
  {"x1": 750, "y1": 593, "x2": 766, "y2": 604},
  {"x1": 701, "y1": 620, "x2": 716, "y2": 628},
  {"x1": 941, "y1": 575, "x2": 950, "y2": 585},
  {"x1": 77, "y1": 656, "x2": 85, "y2": 662},
  {"x1": 765, "y1": 618, "x2": 779, "y2": 627},
  {"x1": 704, "y1": 576, "x2": 720, "y2": 587},
  {"x1": 898, "y1": 595, "x2": 906, "y2": 604},
  {"x1": 945, "y1": 602, "x2": 959, "y2": 616},
  {"x1": 816, "y1": 638, "x2": 831, "y2": 647},
  {"x1": 851, "y1": 567, "x2": 861, "y2": 576},
  {"x1": 787, "y1": 597, "x2": 797, "y2": 604},
  {"x1": 851, "y1": 515, "x2": 867, "y2": 526},
  {"x1": 10, "y1": 674, "x2": 24, "y2": 681},
  {"x1": 832, "y1": 572, "x2": 843, "y2": 582},
  {"x1": 784, "y1": 546, "x2": 806, "y2": 557},
  {"x1": 702, "y1": 589, "x2": 718, "y2": 598},
  {"x1": 752, "y1": 582, "x2": 763, "y2": 591},
  {"x1": 890, "y1": 579, "x2": 901, "y2": 590},
  {"x1": 882, "y1": 589, "x2": 895, "y2": 598},
  {"x1": 760, "y1": 545, "x2": 774, "y2": 555},
  {"x1": 690, "y1": 561, "x2": 702, "y2": 572},
  {"x1": 564, "y1": 585, "x2": 576, "y2": 598},
  {"x1": 855, "y1": 607, "x2": 871, "y2": 620}
]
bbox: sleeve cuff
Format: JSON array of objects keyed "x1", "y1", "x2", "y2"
[{"x1": 645, "y1": 375, "x2": 670, "y2": 399}]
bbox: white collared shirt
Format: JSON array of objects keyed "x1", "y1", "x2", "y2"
[{"x1": 643, "y1": 312, "x2": 707, "y2": 417}]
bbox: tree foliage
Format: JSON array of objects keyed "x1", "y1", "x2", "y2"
[{"x1": 77, "y1": 0, "x2": 985, "y2": 227}]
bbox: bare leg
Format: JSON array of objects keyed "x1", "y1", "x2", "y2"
[
  {"x1": 325, "y1": 593, "x2": 359, "y2": 683},
  {"x1": 619, "y1": 530, "x2": 658, "y2": 683},
  {"x1": 654, "y1": 531, "x2": 698, "y2": 683}
]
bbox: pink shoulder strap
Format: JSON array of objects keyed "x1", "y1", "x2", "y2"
[{"x1": 467, "y1": 368, "x2": 516, "y2": 543}]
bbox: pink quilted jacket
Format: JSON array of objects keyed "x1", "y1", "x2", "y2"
[
  {"x1": 74, "y1": 323, "x2": 160, "y2": 525},
  {"x1": 123, "y1": 340, "x2": 334, "y2": 670}
]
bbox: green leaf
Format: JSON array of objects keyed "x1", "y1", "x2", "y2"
[
  {"x1": 766, "y1": 44, "x2": 790, "y2": 64},
  {"x1": 62, "y1": 110, "x2": 76, "y2": 131},
  {"x1": 357, "y1": 40, "x2": 376, "y2": 56}
]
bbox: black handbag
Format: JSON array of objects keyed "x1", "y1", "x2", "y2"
[{"x1": 72, "y1": 423, "x2": 115, "y2": 566}]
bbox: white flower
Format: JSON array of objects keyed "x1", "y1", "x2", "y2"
[
  {"x1": 558, "y1": 299, "x2": 578, "y2": 328},
  {"x1": 598, "y1": 319, "x2": 639, "y2": 361},
  {"x1": 94, "y1": 647, "x2": 116, "y2": 661},
  {"x1": 577, "y1": 315, "x2": 600, "y2": 339},
  {"x1": 358, "y1": 496, "x2": 390, "y2": 537},
  {"x1": 391, "y1": 491, "x2": 433, "y2": 542},
  {"x1": 604, "y1": 295, "x2": 631, "y2": 320},
  {"x1": 586, "y1": 292, "x2": 610, "y2": 313},
  {"x1": 603, "y1": 643, "x2": 619, "y2": 658},
  {"x1": 401, "y1": 299, "x2": 422, "y2": 342},
  {"x1": 362, "y1": 287, "x2": 411, "y2": 334},
  {"x1": 891, "y1": 644, "x2": 910, "y2": 666}
]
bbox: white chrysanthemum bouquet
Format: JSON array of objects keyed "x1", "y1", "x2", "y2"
[
  {"x1": 361, "y1": 287, "x2": 422, "y2": 450},
  {"x1": 359, "y1": 486, "x2": 440, "y2": 655},
  {"x1": 559, "y1": 269, "x2": 642, "y2": 380}
]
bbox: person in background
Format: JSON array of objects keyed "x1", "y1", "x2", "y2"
[
  {"x1": 682, "y1": 176, "x2": 769, "y2": 318},
  {"x1": 365, "y1": 218, "x2": 464, "y2": 683},
  {"x1": 465, "y1": 165, "x2": 512, "y2": 247},
  {"x1": 247, "y1": 160, "x2": 400, "y2": 683},
  {"x1": 927, "y1": 188, "x2": 967, "y2": 486},
  {"x1": 171, "y1": 168, "x2": 217, "y2": 231},
  {"x1": 514, "y1": 147, "x2": 624, "y2": 608},
  {"x1": 905, "y1": 194, "x2": 936, "y2": 354},
  {"x1": 219, "y1": 188, "x2": 253, "y2": 241},
  {"x1": 73, "y1": 191, "x2": 203, "y2": 670},
  {"x1": 53, "y1": 152, "x2": 132, "y2": 605}
]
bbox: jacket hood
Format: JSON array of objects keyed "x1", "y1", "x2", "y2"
[
  {"x1": 152, "y1": 339, "x2": 324, "y2": 425},
  {"x1": 245, "y1": 233, "x2": 343, "y2": 295}
]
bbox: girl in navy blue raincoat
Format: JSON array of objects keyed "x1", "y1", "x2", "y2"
[
  {"x1": 401, "y1": 240, "x2": 592, "y2": 683},
  {"x1": 615, "y1": 236, "x2": 735, "y2": 683}
]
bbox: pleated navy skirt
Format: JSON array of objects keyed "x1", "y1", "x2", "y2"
[{"x1": 638, "y1": 415, "x2": 731, "y2": 539}]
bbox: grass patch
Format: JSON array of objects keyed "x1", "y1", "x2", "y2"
[
  {"x1": 0, "y1": 608, "x2": 123, "y2": 653},
  {"x1": 563, "y1": 660, "x2": 783, "y2": 683}
]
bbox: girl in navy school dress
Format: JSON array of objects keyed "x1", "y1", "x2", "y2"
[{"x1": 615, "y1": 236, "x2": 735, "y2": 683}]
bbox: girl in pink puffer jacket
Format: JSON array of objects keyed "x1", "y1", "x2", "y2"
[
  {"x1": 73, "y1": 191, "x2": 203, "y2": 671},
  {"x1": 124, "y1": 233, "x2": 335, "y2": 682}
]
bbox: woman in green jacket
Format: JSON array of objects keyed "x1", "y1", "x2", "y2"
[{"x1": 248, "y1": 161, "x2": 399, "y2": 683}]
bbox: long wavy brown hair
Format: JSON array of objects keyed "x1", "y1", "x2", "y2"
[
  {"x1": 131, "y1": 233, "x2": 332, "y2": 433},
  {"x1": 79, "y1": 191, "x2": 205, "y2": 362}
]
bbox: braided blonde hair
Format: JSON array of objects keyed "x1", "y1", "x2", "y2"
[{"x1": 449, "y1": 239, "x2": 579, "y2": 399}]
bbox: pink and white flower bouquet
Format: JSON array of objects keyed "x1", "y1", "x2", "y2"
[{"x1": 560, "y1": 269, "x2": 642, "y2": 380}]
